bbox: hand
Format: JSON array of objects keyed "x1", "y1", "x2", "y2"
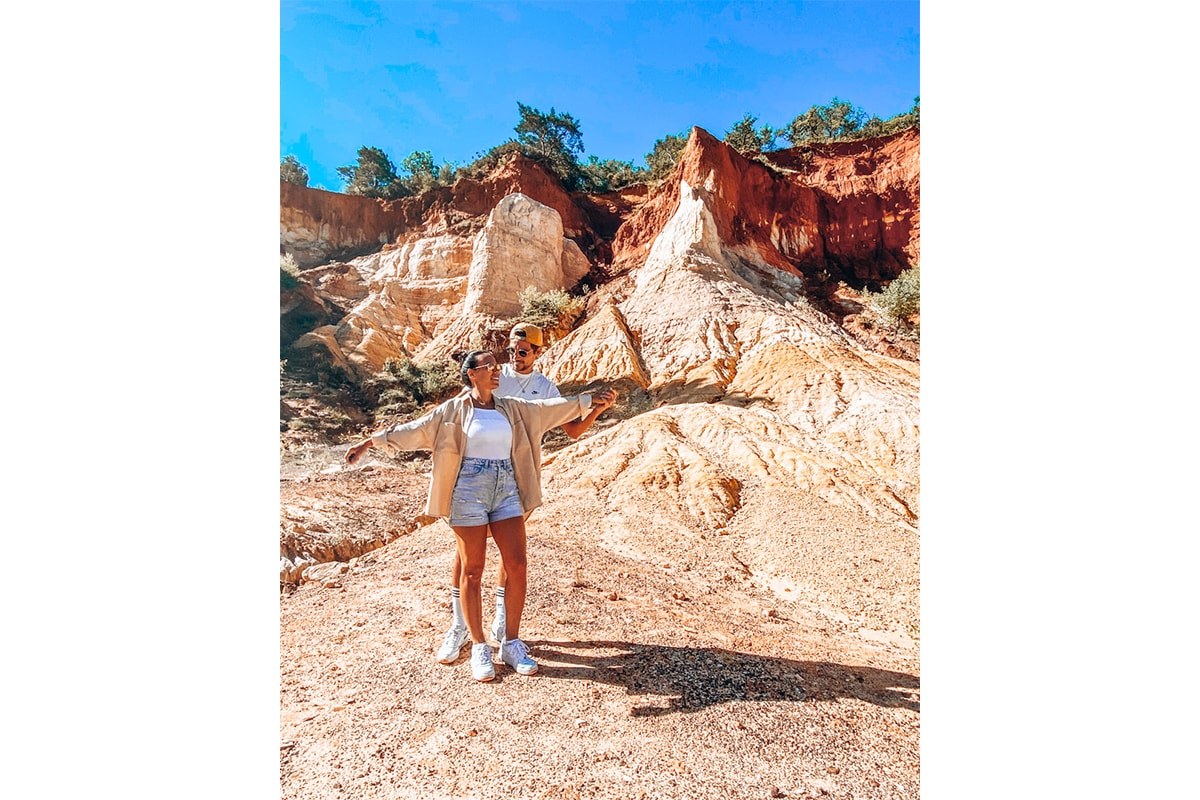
[
  {"x1": 345, "y1": 439, "x2": 373, "y2": 465},
  {"x1": 594, "y1": 388, "x2": 618, "y2": 411}
]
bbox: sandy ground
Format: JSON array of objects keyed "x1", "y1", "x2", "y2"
[{"x1": 280, "y1": 444, "x2": 919, "y2": 800}]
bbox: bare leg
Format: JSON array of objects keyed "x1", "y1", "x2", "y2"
[
  {"x1": 488, "y1": 515, "x2": 527, "y2": 640},
  {"x1": 496, "y1": 558, "x2": 508, "y2": 591},
  {"x1": 451, "y1": 524, "x2": 489, "y2": 644}
]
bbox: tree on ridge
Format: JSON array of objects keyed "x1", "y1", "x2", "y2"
[{"x1": 280, "y1": 155, "x2": 310, "y2": 186}]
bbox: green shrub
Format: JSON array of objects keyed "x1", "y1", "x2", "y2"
[
  {"x1": 280, "y1": 253, "x2": 301, "y2": 290},
  {"x1": 862, "y1": 265, "x2": 920, "y2": 339},
  {"x1": 518, "y1": 286, "x2": 585, "y2": 332},
  {"x1": 361, "y1": 356, "x2": 461, "y2": 417}
]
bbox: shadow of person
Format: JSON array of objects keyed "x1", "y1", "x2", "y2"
[{"x1": 527, "y1": 639, "x2": 919, "y2": 717}]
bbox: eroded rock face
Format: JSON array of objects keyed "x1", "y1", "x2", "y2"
[
  {"x1": 292, "y1": 193, "x2": 591, "y2": 378},
  {"x1": 280, "y1": 182, "x2": 397, "y2": 268},
  {"x1": 540, "y1": 160, "x2": 919, "y2": 532},
  {"x1": 610, "y1": 127, "x2": 917, "y2": 285},
  {"x1": 281, "y1": 127, "x2": 920, "y2": 559},
  {"x1": 465, "y1": 193, "x2": 577, "y2": 318},
  {"x1": 764, "y1": 129, "x2": 920, "y2": 270}
]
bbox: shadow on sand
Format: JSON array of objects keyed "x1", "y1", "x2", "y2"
[{"x1": 527, "y1": 639, "x2": 919, "y2": 717}]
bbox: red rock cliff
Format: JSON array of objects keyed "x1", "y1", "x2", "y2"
[
  {"x1": 281, "y1": 155, "x2": 602, "y2": 268},
  {"x1": 280, "y1": 127, "x2": 919, "y2": 284},
  {"x1": 610, "y1": 127, "x2": 918, "y2": 285}
]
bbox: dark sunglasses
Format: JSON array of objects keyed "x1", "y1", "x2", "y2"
[{"x1": 507, "y1": 346, "x2": 535, "y2": 357}]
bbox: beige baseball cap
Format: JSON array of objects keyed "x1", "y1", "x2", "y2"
[{"x1": 509, "y1": 322, "x2": 544, "y2": 348}]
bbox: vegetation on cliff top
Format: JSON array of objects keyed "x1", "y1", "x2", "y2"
[{"x1": 280, "y1": 97, "x2": 919, "y2": 195}]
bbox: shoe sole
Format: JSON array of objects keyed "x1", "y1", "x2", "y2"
[
  {"x1": 437, "y1": 652, "x2": 462, "y2": 665},
  {"x1": 502, "y1": 660, "x2": 538, "y2": 676},
  {"x1": 437, "y1": 640, "x2": 468, "y2": 665}
]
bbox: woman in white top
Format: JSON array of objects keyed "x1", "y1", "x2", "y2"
[
  {"x1": 442, "y1": 323, "x2": 616, "y2": 656},
  {"x1": 346, "y1": 350, "x2": 610, "y2": 682}
]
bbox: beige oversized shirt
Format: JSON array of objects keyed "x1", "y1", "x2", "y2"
[{"x1": 371, "y1": 393, "x2": 593, "y2": 519}]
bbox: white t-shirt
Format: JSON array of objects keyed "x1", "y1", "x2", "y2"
[
  {"x1": 496, "y1": 363, "x2": 561, "y2": 401},
  {"x1": 462, "y1": 408, "x2": 512, "y2": 460}
]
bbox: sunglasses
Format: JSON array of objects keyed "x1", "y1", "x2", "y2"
[
  {"x1": 469, "y1": 362, "x2": 501, "y2": 371},
  {"x1": 507, "y1": 346, "x2": 535, "y2": 357}
]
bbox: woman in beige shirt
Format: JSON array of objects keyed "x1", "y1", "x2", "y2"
[{"x1": 345, "y1": 350, "x2": 615, "y2": 682}]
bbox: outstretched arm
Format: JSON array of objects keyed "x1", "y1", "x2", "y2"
[
  {"x1": 560, "y1": 388, "x2": 618, "y2": 439},
  {"x1": 345, "y1": 404, "x2": 444, "y2": 464},
  {"x1": 345, "y1": 437, "x2": 374, "y2": 465}
]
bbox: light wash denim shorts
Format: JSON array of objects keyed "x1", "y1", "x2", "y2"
[{"x1": 448, "y1": 457, "x2": 524, "y2": 527}]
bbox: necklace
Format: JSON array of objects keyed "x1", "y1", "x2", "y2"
[{"x1": 513, "y1": 370, "x2": 536, "y2": 394}]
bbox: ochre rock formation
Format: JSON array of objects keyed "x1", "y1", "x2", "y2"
[
  {"x1": 280, "y1": 182, "x2": 397, "y2": 268},
  {"x1": 293, "y1": 192, "x2": 592, "y2": 377},
  {"x1": 464, "y1": 192, "x2": 590, "y2": 319},
  {"x1": 280, "y1": 126, "x2": 920, "y2": 582},
  {"x1": 281, "y1": 154, "x2": 602, "y2": 269},
  {"x1": 539, "y1": 149, "x2": 919, "y2": 530},
  {"x1": 610, "y1": 126, "x2": 918, "y2": 284},
  {"x1": 278, "y1": 130, "x2": 923, "y2": 794}
]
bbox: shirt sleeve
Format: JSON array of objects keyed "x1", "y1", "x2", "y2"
[
  {"x1": 371, "y1": 406, "x2": 441, "y2": 453},
  {"x1": 512, "y1": 395, "x2": 591, "y2": 435}
]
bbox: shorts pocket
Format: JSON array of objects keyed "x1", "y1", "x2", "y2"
[{"x1": 457, "y1": 460, "x2": 487, "y2": 477}]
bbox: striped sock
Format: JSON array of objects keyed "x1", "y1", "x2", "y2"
[
  {"x1": 451, "y1": 587, "x2": 466, "y2": 630},
  {"x1": 494, "y1": 586, "x2": 506, "y2": 634}
]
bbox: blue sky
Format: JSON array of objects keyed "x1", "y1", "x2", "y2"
[{"x1": 281, "y1": 0, "x2": 920, "y2": 191}]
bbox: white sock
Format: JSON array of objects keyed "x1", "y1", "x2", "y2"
[
  {"x1": 494, "y1": 586, "x2": 506, "y2": 634},
  {"x1": 451, "y1": 587, "x2": 465, "y2": 630}
]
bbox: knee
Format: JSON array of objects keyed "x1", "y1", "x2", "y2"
[
  {"x1": 502, "y1": 554, "x2": 527, "y2": 579},
  {"x1": 461, "y1": 561, "x2": 486, "y2": 586}
]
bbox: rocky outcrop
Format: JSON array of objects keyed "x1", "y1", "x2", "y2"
[
  {"x1": 464, "y1": 193, "x2": 590, "y2": 319},
  {"x1": 292, "y1": 192, "x2": 592, "y2": 378},
  {"x1": 281, "y1": 125, "x2": 920, "y2": 553},
  {"x1": 540, "y1": 154, "x2": 919, "y2": 529},
  {"x1": 611, "y1": 126, "x2": 917, "y2": 284},
  {"x1": 280, "y1": 182, "x2": 398, "y2": 268},
  {"x1": 281, "y1": 154, "x2": 605, "y2": 270}
]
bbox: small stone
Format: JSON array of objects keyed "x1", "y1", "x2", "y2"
[{"x1": 607, "y1": 592, "x2": 618, "y2": 601}]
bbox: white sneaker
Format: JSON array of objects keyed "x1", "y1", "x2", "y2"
[
  {"x1": 491, "y1": 615, "x2": 506, "y2": 644},
  {"x1": 498, "y1": 637, "x2": 538, "y2": 676},
  {"x1": 436, "y1": 626, "x2": 469, "y2": 664},
  {"x1": 470, "y1": 642, "x2": 495, "y2": 682}
]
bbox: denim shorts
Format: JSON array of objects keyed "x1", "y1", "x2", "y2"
[{"x1": 448, "y1": 457, "x2": 524, "y2": 527}]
